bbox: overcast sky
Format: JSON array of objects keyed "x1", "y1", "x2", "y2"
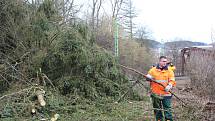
[
  {"x1": 133, "y1": 0, "x2": 215, "y2": 44},
  {"x1": 76, "y1": 0, "x2": 215, "y2": 44}
]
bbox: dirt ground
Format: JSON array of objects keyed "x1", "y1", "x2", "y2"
[
  {"x1": 134, "y1": 76, "x2": 215, "y2": 121},
  {"x1": 172, "y1": 76, "x2": 215, "y2": 121}
]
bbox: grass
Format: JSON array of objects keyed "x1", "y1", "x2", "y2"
[
  {"x1": 0, "y1": 84, "x2": 150, "y2": 121},
  {"x1": 0, "y1": 102, "x2": 153, "y2": 121},
  {"x1": 0, "y1": 96, "x2": 202, "y2": 121},
  {"x1": 58, "y1": 100, "x2": 154, "y2": 121},
  {"x1": 0, "y1": 86, "x2": 203, "y2": 121}
]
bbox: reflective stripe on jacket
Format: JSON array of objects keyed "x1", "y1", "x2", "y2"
[{"x1": 147, "y1": 66, "x2": 176, "y2": 96}]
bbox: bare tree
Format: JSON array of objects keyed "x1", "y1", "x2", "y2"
[
  {"x1": 110, "y1": 0, "x2": 124, "y2": 19},
  {"x1": 90, "y1": 0, "x2": 104, "y2": 30},
  {"x1": 211, "y1": 27, "x2": 215, "y2": 48},
  {"x1": 96, "y1": 0, "x2": 103, "y2": 27},
  {"x1": 54, "y1": 0, "x2": 83, "y2": 25},
  {"x1": 164, "y1": 39, "x2": 182, "y2": 66},
  {"x1": 120, "y1": 0, "x2": 137, "y2": 40},
  {"x1": 108, "y1": 0, "x2": 124, "y2": 42},
  {"x1": 136, "y1": 26, "x2": 150, "y2": 40}
]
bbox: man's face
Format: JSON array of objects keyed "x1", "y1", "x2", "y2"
[{"x1": 159, "y1": 58, "x2": 167, "y2": 67}]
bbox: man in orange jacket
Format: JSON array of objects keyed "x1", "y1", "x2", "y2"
[{"x1": 146, "y1": 56, "x2": 176, "y2": 121}]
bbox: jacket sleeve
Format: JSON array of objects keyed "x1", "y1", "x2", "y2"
[{"x1": 147, "y1": 68, "x2": 154, "y2": 78}]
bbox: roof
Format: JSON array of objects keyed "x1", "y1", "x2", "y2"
[
  {"x1": 181, "y1": 45, "x2": 215, "y2": 52},
  {"x1": 191, "y1": 45, "x2": 214, "y2": 50}
]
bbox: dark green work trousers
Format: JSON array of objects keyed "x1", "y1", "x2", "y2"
[{"x1": 151, "y1": 94, "x2": 173, "y2": 121}]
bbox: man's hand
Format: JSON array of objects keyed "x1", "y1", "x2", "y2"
[
  {"x1": 146, "y1": 74, "x2": 153, "y2": 81},
  {"x1": 165, "y1": 83, "x2": 173, "y2": 92}
]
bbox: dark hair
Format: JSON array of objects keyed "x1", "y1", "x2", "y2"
[{"x1": 159, "y1": 56, "x2": 167, "y2": 60}]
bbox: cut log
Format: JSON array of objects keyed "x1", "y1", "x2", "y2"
[
  {"x1": 36, "y1": 90, "x2": 46, "y2": 106},
  {"x1": 51, "y1": 114, "x2": 60, "y2": 121}
]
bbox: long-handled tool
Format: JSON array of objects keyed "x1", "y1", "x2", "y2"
[{"x1": 117, "y1": 64, "x2": 188, "y2": 107}]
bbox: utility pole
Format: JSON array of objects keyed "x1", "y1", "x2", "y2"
[
  {"x1": 114, "y1": 18, "x2": 119, "y2": 57},
  {"x1": 211, "y1": 26, "x2": 215, "y2": 48}
]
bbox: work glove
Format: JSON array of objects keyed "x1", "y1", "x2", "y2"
[
  {"x1": 165, "y1": 83, "x2": 173, "y2": 92},
  {"x1": 145, "y1": 74, "x2": 153, "y2": 81}
]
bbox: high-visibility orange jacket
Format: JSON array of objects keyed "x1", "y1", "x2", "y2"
[{"x1": 147, "y1": 66, "x2": 176, "y2": 97}]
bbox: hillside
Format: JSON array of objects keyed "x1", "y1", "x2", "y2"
[
  {"x1": 136, "y1": 38, "x2": 162, "y2": 48},
  {"x1": 164, "y1": 40, "x2": 207, "y2": 49},
  {"x1": 136, "y1": 39, "x2": 208, "y2": 49}
]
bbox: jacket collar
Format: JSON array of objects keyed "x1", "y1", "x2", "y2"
[{"x1": 156, "y1": 64, "x2": 168, "y2": 70}]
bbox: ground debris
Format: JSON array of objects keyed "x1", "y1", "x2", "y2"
[{"x1": 202, "y1": 102, "x2": 215, "y2": 121}]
